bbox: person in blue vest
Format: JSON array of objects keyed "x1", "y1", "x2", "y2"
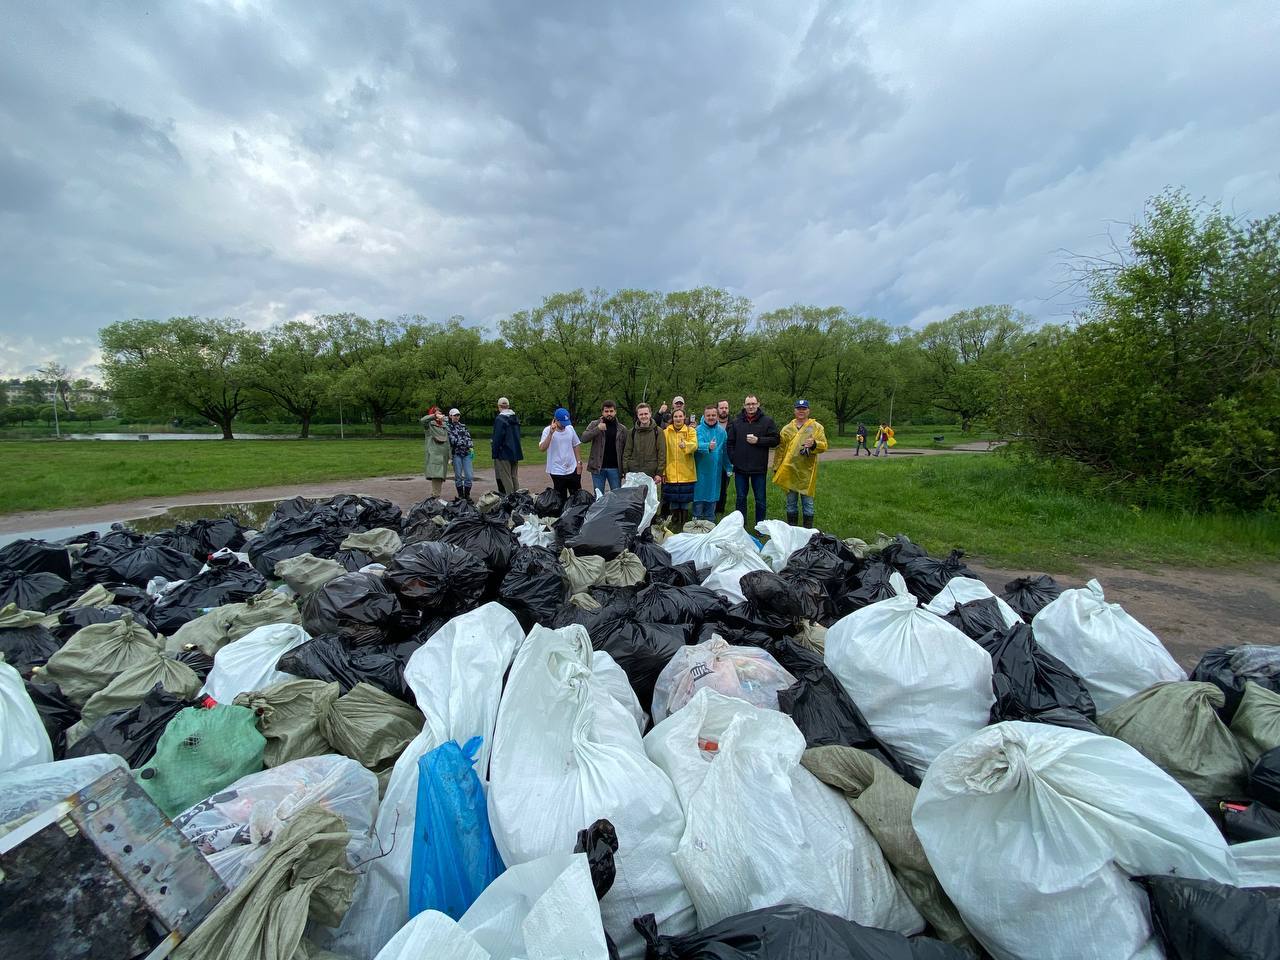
[{"x1": 692, "y1": 402, "x2": 729, "y2": 521}]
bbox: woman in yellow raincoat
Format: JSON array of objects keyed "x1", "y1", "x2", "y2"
[
  {"x1": 772, "y1": 399, "x2": 828, "y2": 528},
  {"x1": 661, "y1": 408, "x2": 699, "y2": 530}
]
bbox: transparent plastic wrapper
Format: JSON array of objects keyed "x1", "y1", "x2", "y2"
[
  {"x1": 699, "y1": 542, "x2": 772, "y2": 604},
  {"x1": 644, "y1": 689, "x2": 922, "y2": 933},
  {"x1": 0, "y1": 656, "x2": 55, "y2": 773},
  {"x1": 174, "y1": 753, "x2": 379, "y2": 890},
  {"x1": 662, "y1": 511, "x2": 758, "y2": 573},
  {"x1": 912, "y1": 721, "x2": 1235, "y2": 960},
  {"x1": 488, "y1": 623, "x2": 695, "y2": 957},
  {"x1": 375, "y1": 852, "x2": 610, "y2": 960},
  {"x1": 756, "y1": 519, "x2": 818, "y2": 572},
  {"x1": 0, "y1": 754, "x2": 127, "y2": 837},
  {"x1": 825, "y1": 573, "x2": 993, "y2": 777},
  {"x1": 202, "y1": 622, "x2": 311, "y2": 704},
  {"x1": 651, "y1": 635, "x2": 796, "y2": 723},
  {"x1": 1032, "y1": 579, "x2": 1185, "y2": 713}
]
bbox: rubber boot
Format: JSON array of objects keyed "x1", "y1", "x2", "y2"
[
  {"x1": 786, "y1": 511, "x2": 799, "y2": 527},
  {"x1": 802, "y1": 515, "x2": 814, "y2": 528},
  {"x1": 462, "y1": 484, "x2": 472, "y2": 501}
]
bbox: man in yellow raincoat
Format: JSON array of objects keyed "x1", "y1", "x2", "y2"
[{"x1": 772, "y1": 399, "x2": 828, "y2": 528}]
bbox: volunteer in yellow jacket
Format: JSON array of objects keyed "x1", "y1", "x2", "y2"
[
  {"x1": 773, "y1": 399, "x2": 828, "y2": 528},
  {"x1": 661, "y1": 408, "x2": 698, "y2": 530}
]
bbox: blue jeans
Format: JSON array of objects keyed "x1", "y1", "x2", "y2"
[
  {"x1": 691, "y1": 501, "x2": 716, "y2": 520},
  {"x1": 592, "y1": 468, "x2": 621, "y2": 494},
  {"x1": 785, "y1": 490, "x2": 815, "y2": 519},
  {"x1": 452, "y1": 454, "x2": 473, "y2": 488},
  {"x1": 734, "y1": 472, "x2": 767, "y2": 528}
]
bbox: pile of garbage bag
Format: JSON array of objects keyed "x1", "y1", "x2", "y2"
[{"x1": 5, "y1": 480, "x2": 1280, "y2": 960}]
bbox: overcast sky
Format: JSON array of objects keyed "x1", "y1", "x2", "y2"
[{"x1": 2, "y1": 0, "x2": 1277, "y2": 379}]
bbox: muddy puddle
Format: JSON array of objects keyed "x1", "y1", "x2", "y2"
[{"x1": 0, "y1": 500, "x2": 283, "y2": 548}]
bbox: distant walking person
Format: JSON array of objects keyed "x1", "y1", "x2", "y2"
[
  {"x1": 661, "y1": 408, "x2": 698, "y2": 529},
  {"x1": 420, "y1": 406, "x2": 449, "y2": 498},
  {"x1": 623, "y1": 402, "x2": 666, "y2": 484},
  {"x1": 581, "y1": 400, "x2": 627, "y2": 494},
  {"x1": 693, "y1": 403, "x2": 728, "y2": 521},
  {"x1": 855, "y1": 422, "x2": 870, "y2": 456},
  {"x1": 725, "y1": 395, "x2": 780, "y2": 531},
  {"x1": 539, "y1": 407, "x2": 583, "y2": 496},
  {"x1": 446, "y1": 408, "x2": 474, "y2": 500},
  {"x1": 874, "y1": 422, "x2": 893, "y2": 457},
  {"x1": 773, "y1": 399, "x2": 828, "y2": 528},
  {"x1": 491, "y1": 397, "x2": 524, "y2": 493}
]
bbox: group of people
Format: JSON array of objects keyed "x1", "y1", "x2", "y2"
[{"x1": 423, "y1": 394, "x2": 883, "y2": 528}]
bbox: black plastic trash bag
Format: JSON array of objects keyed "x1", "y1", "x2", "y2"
[
  {"x1": 385, "y1": 541, "x2": 489, "y2": 614},
  {"x1": 1001, "y1": 573, "x2": 1063, "y2": 621},
  {"x1": 276, "y1": 632, "x2": 416, "y2": 704},
  {"x1": 265, "y1": 495, "x2": 315, "y2": 527},
  {"x1": 899, "y1": 548, "x2": 976, "y2": 603},
  {"x1": 0, "y1": 570, "x2": 71, "y2": 612},
  {"x1": 740, "y1": 570, "x2": 825, "y2": 634},
  {"x1": 247, "y1": 518, "x2": 344, "y2": 578},
  {"x1": 149, "y1": 529, "x2": 206, "y2": 560},
  {"x1": 51, "y1": 603, "x2": 158, "y2": 642},
  {"x1": 173, "y1": 647, "x2": 215, "y2": 681},
  {"x1": 842, "y1": 561, "x2": 900, "y2": 612},
  {"x1": 878, "y1": 533, "x2": 930, "y2": 567},
  {"x1": 1190, "y1": 645, "x2": 1280, "y2": 723},
  {"x1": 333, "y1": 547, "x2": 377, "y2": 572},
  {"x1": 0, "y1": 539, "x2": 73, "y2": 578},
  {"x1": 181, "y1": 517, "x2": 247, "y2": 554},
  {"x1": 439, "y1": 514, "x2": 518, "y2": 586},
  {"x1": 301, "y1": 572, "x2": 402, "y2": 648},
  {"x1": 565, "y1": 487, "x2": 647, "y2": 560},
  {"x1": 1249, "y1": 746, "x2": 1280, "y2": 809},
  {"x1": 149, "y1": 564, "x2": 268, "y2": 635},
  {"x1": 631, "y1": 582, "x2": 728, "y2": 626},
  {"x1": 499, "y1": 546, "x2": 569, "y2": 629},
  {"x1": 784, "y1": 534, "x2": 859, "y2": 596},
  {"x1": 0, "y1": 619, "x2": 61, "y2": 677},
  {"x1": 1221, "y1": 800, "x2": 1280, "y2": 843},
  {"x1": 975, "y1": 623, "x2": 1098, "y2": 730},
  {"x1": 534, "y1": 487, "x2": 565, "y2": 518},
  {"x1": 942, "y1": 597, "x2": 1009, "y2": 641},
  {"x1": 320, "y1": 493, "x2": 403, "y2": 532},
  {"x1": 594, "y1": 620, "x2": 692, "y2": 713},
  {"x1": 101, "y1": 542, "x2": 204, "y2": 587},
  {"x1": 65, "y1": 684, "x2": 194, "y2": 768},
  {"x1": 1136, "y1": 874, "x2": 1280, "y2": 960},
  {"x1": 768, "y1": 635, "x2": 919, "y2": 785},
  {"x1": 634, "y1": 904, "x2": 968, "y2": 960},
  {"x1": 574, "y1": 819, "x2": 622, "y2": 960},
  {"x1": 632, "y1": 538, "x2": 701, "y2": 587},
  {"x1": 25, "y1": 679, "x2": 79, "y2": 760}
]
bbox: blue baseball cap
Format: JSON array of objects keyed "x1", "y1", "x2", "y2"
[
  {"x1": 554, "y1": 407, "x2": 571, "y2": 425},
  {"x1": 794, "y1": 398, "x2": 810, "y2": 409}
]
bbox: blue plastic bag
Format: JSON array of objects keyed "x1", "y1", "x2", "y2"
[{"x1": 408, "y1": 735, "x2": 505, "y2": 919}]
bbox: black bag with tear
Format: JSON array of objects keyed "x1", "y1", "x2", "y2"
[
  {"x1": 385, "y1": 541, "x2": 489, "y2": 615},
  {"x1": 593, "y1": 620, "x2": 693, "y2": 713},
  {"x1": 565, "y1": 487, "x2": 647, "y2": 560},
  {"x1": 574, "y1": 819, "x2": 622, "y2": 960},
  {"x1": 276, "y1": 632, "x2": 416, "y2": 704},
  {"x1": 0, "y1": 620, "x2": 62, "y2": 678},
  {"x1": 631, "y1": 582, "x2": 728, "y2": 626},
  {"x1": 1001, "y1": 573, "x2": 1063, "y2": 621},
  {"x1": 247, "y1": 518, "x2": 344, "y2": 577},
  {"x1": 498, "y1": 546, "x2": 569, "y2": 629},
  {"x1": 301, "y1": 572, "x2": 402, "y2": 648},
  {"x1": 1190, "y1": 645, "x2": 1280, "y2": 723},
  {"x1": 899, "y1": 548, "x2": 976, "y2": 603},
  {"x1": 1135, "y1": 874, "x2": 1280, "y2": 960},
  {"x1": 1221, "y1": 800, "x2": 1280, "y2": 843},
  {"x1": 149, "y1": 564, "x2": 268, "y2": 635},
  {"x1": 767, "y1": 635, "x2": 919, "y2": 785},
  {"x1": 975, "y1": 623, "x2": 1098, "y2": 729},
  {"x1": 439, "y1": 514, "x2": 518, "y2": 585},
  {"x1": 65, "y1": 684, "x2": 194, "y2": 768},
  {"x1": 634, "y1": 904, "x2": 968, "y2": 960},
  {"x1": 52, "y1": 603, "x2": 159, "y2": 642},
  {"x1": 1249, "y1": 747, "x2": 1280, "y2": 809},
  {"x1": 534, "y1": 487, "x2": 565, "y2": 518},
  {"x1": 0, "y1": 571, "x2": 71, "y2": 612},
  {"x1": 25, "y1": 679, "x2": 79, "y2": 760},
  {"x1": 0, "y1": 539, "x2": 73, "y2": 578},
  {"x1": 842, "y1": 561, "x2": 900, "y2": 613},
  {"x1": 943, "y1": 597, "x2": 1010, "y2": 641}
]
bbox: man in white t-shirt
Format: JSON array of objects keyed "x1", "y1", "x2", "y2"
[{"x1": 538, "y1": 407, "x2": 583, "y2": 495}]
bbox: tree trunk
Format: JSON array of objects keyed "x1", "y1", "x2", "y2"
[
  {"x1": 836, "y1": 418, "x2": 847, "y2": 436},
  {"x1": 298, "y1": 415, "x2": 311, "y2": 439},
  {"x1": 220, "y1": 423, "x2": 235, "y2": 439}
]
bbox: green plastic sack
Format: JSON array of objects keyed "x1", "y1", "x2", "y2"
[
  {"x1": 168, "y1": 589, "x2": 301, "y2": 655},
  {"x1": 233, "y1": 679, "x2": 340, "y2": 767},
  {"x1": 0, "y1": 603, "x2": 46, "y2": 629},
  {"x1": 317, "y1": 682, "x2": 422, "y2": 774},
  {"x1": 476, "y1": 491, "x2": 504, "y2": 515},
  {"x1": 801, "y1": 744, "x2": 978, "y2": 950},
  {"x1": 1231, "y1": 681, "x2": 1280, "y2": 764},
  {"x1": 138, "y1": 705, "x2": 266, "y2": 817},
  {"x1": 569, "y1": 592, "x2": 602, "y2": 611},
  {"x1": 792, "y1": 619, "x2": 827, "y2": 655},
  {"x1": 681, "y1": 519, "x2": 716, "y2": 534},
  {"x1": 37, "y1": 613, "x2": 164, "y2": 706},
  {"x1": 273, "y1": 553, "x2": 347, "y2": 597},
  {"x1": 602, "y1": 551, "x2": 646, "y2": 587},
  {"x1": 1098, "y1": 680, "x2": 1251, "y2": 803},
  {"x1": 339, "y1": 528, "x2": 403, "y2": 563},
  {"x1": 69, "y1": 655, "x2": 202, "y2": 743},
  {"x1": 559, "y1": 548, "x2": 605, "y2": 596}
]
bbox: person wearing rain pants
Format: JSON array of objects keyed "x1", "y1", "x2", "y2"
[
  {"x1": 773, "y1": 399, "x2": 828, "y2": 528},
  {"x1": 692, "y1": 403, "x2": 728, "y2": 521},
  {"x1": 420, "y1": 406, "x2": 450, "y2": 498}
]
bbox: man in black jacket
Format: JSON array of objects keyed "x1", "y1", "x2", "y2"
[{"x1": 725, "y1": 395, "x2": 780, "y2": 530}]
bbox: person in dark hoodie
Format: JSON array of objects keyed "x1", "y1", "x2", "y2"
[
  {"x1": 725, "y1": 394, "x2": 780, "y2": 530},
  {"x1": 491, "y1": 396, "x2": 524, "y2": 494}
]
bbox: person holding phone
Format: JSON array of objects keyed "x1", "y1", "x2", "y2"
[
  {"x1": 539, "y1": 407, "x2": 583, "y2": 495},
  {"x1": 419, "y1": 405, "x2": 450, "y2": 498}
]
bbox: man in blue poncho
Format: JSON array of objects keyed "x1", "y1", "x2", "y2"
[{"x1": 692, "y1": 402, "x2": 729, "y2": 521}]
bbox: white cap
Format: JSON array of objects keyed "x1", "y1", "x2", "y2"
[
  {"x1": 673, "y1": 396, "x2": 685, "y2": 404},
  {"x1": 448, "y1": 408, "x2": 460, "y2": 416},
  {"x1": 497, "y1": 397, "x2": 510, "y2": 406}
]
